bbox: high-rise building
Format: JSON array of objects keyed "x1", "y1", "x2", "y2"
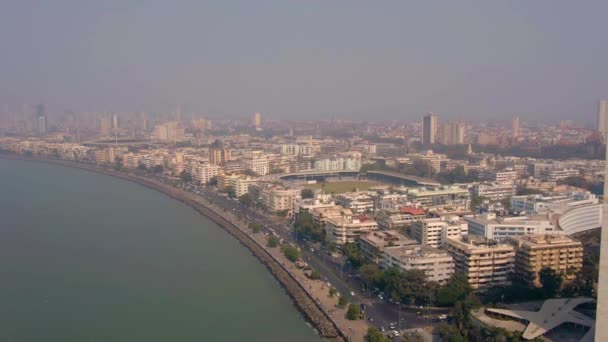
[
  {"x1": 209, "y1": 140, "x2": 232, "y2": 166},
  {"x1": 37, "y1": 116, "x2": 47, "y2": 135},
  {"x1": 598, "y1": 100, "x2": 608, "y2": 135},
  {"x1": 100, "y1": 115, "x2": 111, "y2": 136},
  {"x1": 175, "y1": 105, "x2": 181, "y2": 122},
  {"x1": 112, "y1": 113, "x2": 119, "y2": 130},
  {"x1": 153, "y1": 122, "x2": 184, "y2": 143},
  {"x1": 422, "y1": 112, "x2": 437, "y2": 145},
  {"x1": 441, "y1": 121, "x2": 464, "y2": 145},
  {"x1": 253, "y1": 112, "x2": 261, "y2": 131},
  {"x1": 512, "y1": 116, "x2": 520, "y2": 139},
  {"x1": 36, "y1": 104, "x2": 47, "y2": 135}
]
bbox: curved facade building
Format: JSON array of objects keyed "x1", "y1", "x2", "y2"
[{"x1": 553, "y1": 203, "x2": 602, "y2": 235}]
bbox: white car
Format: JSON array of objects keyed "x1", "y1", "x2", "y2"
[
  {"x1": 350, "y1": 291, "x2": 355, "y2": 296},
  {"x1": 393, "y1": 330, "x2": 400, "y2": 337}
]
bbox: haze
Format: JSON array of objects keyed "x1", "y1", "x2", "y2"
[{"x1": 1, "y1": 0, "x2": 607, "y2": 122}]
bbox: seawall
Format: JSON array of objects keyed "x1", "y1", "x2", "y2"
[{"x1": 0, "y1": 154, "x2": 346, "y2": 341}]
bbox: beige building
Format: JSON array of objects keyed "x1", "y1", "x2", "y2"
[
  {"x1": 444, "y1": 235, "x2": 515, "y2": 290},
  {"x1": 325, "y1": 213, "x2": 378, "y2": 245},
  {"x1": 358, "y1": 230, "x2": 418, "y2": 264},
  {"x1": 411, "y1": 217, "x2": 468, "y2": 248},
  {"x1": 509, "y1": 234, "x2": 583, "y2": 287},
  {"x1": 382, "y1": 245, "x2": 455, "y2": 285}
]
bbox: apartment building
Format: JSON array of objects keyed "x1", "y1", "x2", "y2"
[
  {"x1": 325, "y1": 213, "x2": 378, "y2": 244},
  {"x1": 402, "y1": 185, "x2": 471, "y2": 211},
  {"x1": 335, "y1": 193, "x2": 375, "y2": 213},
  {"x1": 411, "y1": 217, "x2": 468, "y2": 248},
  {"x1": 358, "y1": 230, "x2": 418, "y2": 264},
  {"x1": 249, "y1": 183, "x2": 300, "y2": 213},
  {"x1": 482, "y1": 169, "x2": 518, "y2": 184},
  {"x1": 375, "y1": 207, "x2": 426, "y2": 230},
  {"x1": 540, "y1": 168, "x2": 579, "y2": 182},
  {"x1": 509, "y1": 234, "x2": 583, "y2": 287},
  {"x1": 243, "y1": 150, "x2": 269, "y2": 176},
  {"x1": 444, "y1": 236, "x2": 515, "y2": 290},
  {"x1": 471, "y1": 182, "x2": 516, "y2": 201},
  {"x1": 382, "y1": 245, "x2": 455, "y2": 285}
]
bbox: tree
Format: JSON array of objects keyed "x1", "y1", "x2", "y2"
[
  {"x1": 248, "y1": 222, "x2": 262, "y2": 233},
  {"x1": 114, "y1": 156, "x2": 123, "y2": 171},
  {"x1": 366, "y1": 327, "x2": 390, "y2": 342},
  {"x1": 179, "y1": 170, "x2": 193, "y2": 183},
  {"x1": 437, "y1": 273, "x2": 471, "y2": 307},
  {"x1": 360, "y1": 264, "x2": 383, "y2": 286},
  {"x1": 329, "y1": 287, "x2": 338, "y2": 297},
  {"x1": 227, "y1": 186, "x2": 236, "y2": 198},
  {"x1": 153, "y1": 165, "x2": 163, "y2": 174},
  {"x1": 540, "y1": 267, "x2": 562, "y2": 298},
  {"x1": 267, "y1": 235, "x2": 279, "y2": 248},
  {"x1": 137, "y1": 163, "x2": 147, "y2": 171},
  {"x1": 282, "y1": 245, "x2": 301, "y2": 262},
  {"x1": 293, "y1": 211, "x2": 325, "y2": 242},
  {"x1": 342, "y1": 242, "x2": 365, "y2": 269},
  {"x1": 346, "y1": 303, "x2": 360, "y2": 320},
  {"x1": 338, "y1": 296, "x2": 348, "y2": 308},
  {"x1": 300, "y1": 188, "x2": 315, "y2": 199},
  {"x1": 366, "y1": 327, "x2": 389, "y2": 342},
  {"x1": 208, "y1": 175, "x2": 218, "y2": 186},
  {"x1": 309, "y1": 269, "x2": 321, "y2": 280},
  {"x1": 238, "y1": 193, "x2": 253, "y2": 207}
]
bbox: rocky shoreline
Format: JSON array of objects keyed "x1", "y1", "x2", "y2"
[{"x1": 1, "y1": 154, "x2": 347, "y2": 341}]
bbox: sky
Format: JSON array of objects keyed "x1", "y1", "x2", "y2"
[{"x1": 1, "y1": 0, "x2": 607, "y2": 122}]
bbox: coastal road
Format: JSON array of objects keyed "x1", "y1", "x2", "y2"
[{"x1": 184, "y1": 184, "x2": 446, "y2": 336}]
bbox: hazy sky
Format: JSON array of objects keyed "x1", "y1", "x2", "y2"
[{"x1": 1, "y1": 0, "x2": 607, "y2": 122}]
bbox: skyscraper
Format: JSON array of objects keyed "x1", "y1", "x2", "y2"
[
  {"x1": 112, "y1": 113, "x2": 119, "y2": 130},
  {"x1": 254, "y1": 112, "x2": 261, "y2": 131},
  {"x1": 422, "y1": 112, "x2": 437, "y2": 145},
  {"x1": 512, "y1": 116, "x2": 520, "y2": 139},
  {"x1": 441, "y1": 121, "x2": 465, "y2": 145},
  {"x1": 596, "y1": 134, "x2": 608, "y2": 340},
  {"x1": 36, "y1": 104, "x2": 47, "y2": 135},
  {"x1": 100, "y1": 115, "x2": 111, "y2": 136},
  {"x1": 598, "y1": 100, "x2": 608, "y2": 135}
]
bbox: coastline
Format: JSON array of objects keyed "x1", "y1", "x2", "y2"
[{"x1": 0, "y1": 154, "x2": 346, "y2": 341}]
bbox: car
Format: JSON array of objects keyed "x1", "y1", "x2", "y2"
[
  {"x1": 350, "y1": 291, "x2": 355, "y2": 296},
  {"x1": 438, "y1": 314, "x2": 447, "y2": 320},
  {"x1": 393, "y1": 331, "x2": 400, "y2": 337},
  {"x1": 380, "y1": 326, "x2": 386, "y2": 332}
]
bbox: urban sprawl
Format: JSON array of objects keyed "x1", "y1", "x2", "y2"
[{"x1": 1, "y1": 103, "x2": 607, "y2": 341}]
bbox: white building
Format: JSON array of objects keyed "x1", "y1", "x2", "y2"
[
  {"x1": 325, "y1": 213, "x2": 378, "y2": 245},
  {"x1": 382, "y1": 245, "x2": 455, "y2": 285},
  {"x1": 465, "y1": 212, "x2": 559, "y2": 241},
  {"x1": 472, "y1": 182, "x2": 516, "y2": 201},
  {"x1": 243, "y1": 151, "x2": 269, "y2": 176},
  {"x1": 482, "y1": 169, "x2": 518, "y2": 184},
  {"x1": 335, "y1": 193, "x2": 375, "y2": 213},
  {"x1": 411, "y1": 217, "x2": 468, "y2": 248}
]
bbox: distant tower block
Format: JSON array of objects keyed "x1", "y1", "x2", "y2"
[
  {"x1": 422, "y1": 112, "x2": 437, "y2": 145},
  {"x1": 254, "y1": 112, "x2": 262, "y2": 131},
  {"x1": 512, "y1": 116, "x2": 520, "y2": 139}
]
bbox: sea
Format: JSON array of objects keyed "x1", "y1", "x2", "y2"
[{"x1": 0, "y1": 158, "x2": 319, "y2": 341}]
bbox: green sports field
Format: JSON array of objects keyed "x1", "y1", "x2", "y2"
[{"x1": 304, "y1": 181, "x2": 380, "y2": 193}]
